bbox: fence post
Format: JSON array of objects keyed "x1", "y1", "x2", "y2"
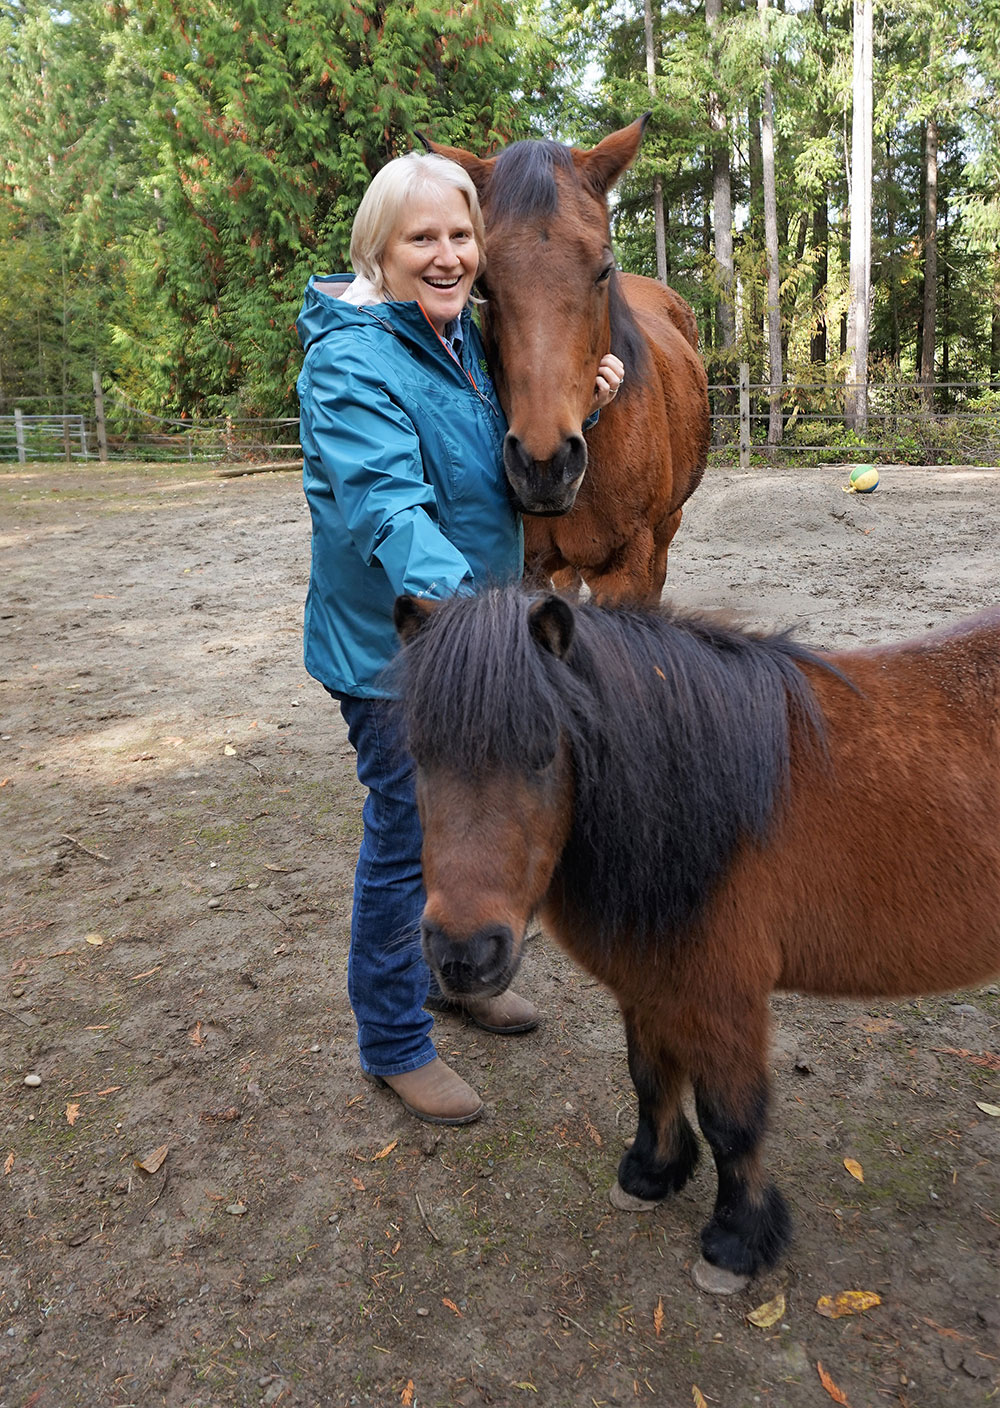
[
  {"x1": 14, "y1": 407, "x2": 25, "y2": 464},
  {"x1": 739, "y1": 363, "x2": 750, "y2": 470},
  {"x1": 92, "y1": 369, "x2": 109, "y2": 463}
]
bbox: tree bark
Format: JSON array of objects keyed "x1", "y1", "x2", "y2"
[
  {"x1": 810, "y1": 197, "x2": 828, "y2": 367},
  {"x1": 919, "y1": 115, "x2": 939, "y2": 411},
  {"x1": 845, "y1": 0, "x2": 872, "y2": 433},
  {"x1": 644, "y1": 0, "x2": 667, "y2": 283},
  {"x1": 706, "y1": 0, "x2": 734, "y2": 359},
  {"x1": 759, "y1": 0, "x2": 782, "y2": 445}
]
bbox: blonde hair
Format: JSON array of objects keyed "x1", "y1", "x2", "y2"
[{"x1": 350, "y1": 152, "x2": 487, "y2": 299}]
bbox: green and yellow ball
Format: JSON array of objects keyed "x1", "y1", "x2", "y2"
[{"x1": 845, "y1": 465, "x2": 879, "y2": 494}]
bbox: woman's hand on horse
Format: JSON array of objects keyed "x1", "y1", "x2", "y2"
[{"x1": 591, "y1": 354, "x2": 625, "y2": 411}]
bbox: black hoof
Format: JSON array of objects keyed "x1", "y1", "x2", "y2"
[
  {"x1": 617, "y1": 1120, "x2": 699, "y2": 1202},
  {"x1": 700, "y1": 1183, "x2": 791, "y2": 1277}
]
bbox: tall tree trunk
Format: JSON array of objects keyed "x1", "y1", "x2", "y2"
[
  {"x1": 811, "y1": 197, "x2": 828, "y2": 367},
  {"x1": 885, "y1": 136, "x2": 900, "y2": 365},
  {"x1": 920, "y1": 116, "x2": 939, "y2": 411},
  {"x1": 759, "y1": 0, "x2": 782, "y2": 445},
  {"x1": 706, "y1": 0, "x2": 734, "y2": 360},
  {"x1": 644, "y1": 0, "x2": 667, "y2": 283},
  {"x1": 845, "y1": 0, "x2": 872, "y2": 433}
]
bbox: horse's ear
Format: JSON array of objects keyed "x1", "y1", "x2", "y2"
[
  {"x1": 528, "y1": 594, "x2": 575, "y2": 660},
  {"x1": 574, "y1": 114, "x2": 650, "y2": 198},
  {"x1": 394, "y1": 595, "x2": 438, "y2": 645},
  {"x1": 420, "y1": 138, "x2": 494, "y2": 197}
]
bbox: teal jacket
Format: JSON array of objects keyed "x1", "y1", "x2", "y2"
[{"x1": 296, "y1": 275, "x2": 521, "y2": 697}]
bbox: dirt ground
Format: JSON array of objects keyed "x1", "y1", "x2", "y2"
[{"x1": 2, "y1": 460, "x2": 998, "y2": 1408}]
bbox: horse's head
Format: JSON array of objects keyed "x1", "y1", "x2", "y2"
[
  {"x1": 426, "y1": 119, "x2": 648, "y2": 515},
  {"x1": 394, "y1": 591, "x2": 576, "y2": 997}
]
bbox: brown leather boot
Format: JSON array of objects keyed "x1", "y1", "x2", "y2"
[
  {"x1": 427, "y1": 989, "x2": 540, "y2": 1034},
  {"x1": 364, "y1": 1057, "x2": 483, "y2": 1125}
]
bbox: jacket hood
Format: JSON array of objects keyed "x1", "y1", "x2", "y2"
[{"x1": 296, "y1": 273, "x2": 472, "y2": 354}]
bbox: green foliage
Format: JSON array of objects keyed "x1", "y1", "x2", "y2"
[{"x1": 0, "y1": 0, "x2": 555, "y2": 415}]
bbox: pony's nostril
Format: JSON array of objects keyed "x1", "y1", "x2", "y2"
[{"x1": 422, "y1": 920, "x2": 515, "y2": 995}]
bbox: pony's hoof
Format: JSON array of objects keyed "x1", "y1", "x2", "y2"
[
  {"x1": 691, "y1": 1257, "x2": 750, "y2": 1295},
  {"x1": 609, "y1": 1181, "x2": 660, "y2": 1212}
]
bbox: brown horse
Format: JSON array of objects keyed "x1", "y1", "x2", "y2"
[
  {"x1": 427, "y1": 119, "x2": 710, "y2": 603},
  {"x1": 392, "y1": 586, "x2": 1000, "y2": 1288}
]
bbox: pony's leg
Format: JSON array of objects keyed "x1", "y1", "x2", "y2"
[
  {"x1": 693, "y1": 1075, "x2": 791, "y2": 1277},
  {"x1": 615, "y1": 1015, "x2": 699, "y2": 1203}
]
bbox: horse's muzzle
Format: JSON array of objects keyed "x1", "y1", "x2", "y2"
[
  {"x1": 421, "y1": 918, "x2": 518, "y2": 998},
  {"x1": 504, "y1": 431, "x2": 588, "y2": 515}
]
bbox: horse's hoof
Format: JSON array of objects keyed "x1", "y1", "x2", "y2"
[
  {"x1": 609, "y1": 1181, "x2": 660, "y2": 1212},
  {"x1": 691, "y1": 1256, "x2": 750, "y2": 1296}
]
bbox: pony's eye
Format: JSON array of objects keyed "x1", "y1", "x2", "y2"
[{"x1": 596, "y1": 263, "x2": 614, "y2": 286}]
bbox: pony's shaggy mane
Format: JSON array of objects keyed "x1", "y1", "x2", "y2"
[
  {"x1": 394, "y1": 588, "x2": 832, "y2": 946},
  {"x1": 485, "y1": 140, "x2": 650, "y2": 387}
]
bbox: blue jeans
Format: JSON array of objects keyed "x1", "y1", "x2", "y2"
[{"x1": 337, "y1": 695, "x2": 437, "y2": 1077}]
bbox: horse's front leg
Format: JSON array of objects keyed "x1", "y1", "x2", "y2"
[
  {"x1": 693, "y1": 1072, "x2": 791, "y2": 1281},
  {"x1": 613, "y1": 1010, "x2": 699, "y2": 1208}
]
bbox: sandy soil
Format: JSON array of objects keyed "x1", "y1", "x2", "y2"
[{"x1": 1, "y1": 460, "x2": 998, "y2": 1408}]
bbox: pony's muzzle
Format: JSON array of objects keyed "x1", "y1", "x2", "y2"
[
  {"x1": 504, "y1": 431, "x2": 588, "y2": 515},
  {"x1": 421, "y1": 919, "x2": 517, "y2": 998}
]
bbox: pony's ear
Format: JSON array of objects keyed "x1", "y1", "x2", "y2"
[
  {"x1": 573, "y1": 114, "x2": 650, "y2": 198},
  {"x1": 394, "y1": 595, "x2": 438, "y2": 644},
  {"x1": 421, "y1": 138, "x2": 494, "y2": 198},
  {"x1": 528, "y1": 594, "x2": 575, "y2": 660}
]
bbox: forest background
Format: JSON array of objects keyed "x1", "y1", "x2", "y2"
[{"x1": 2, "y1": 0, "x2": 999, "y2": 437}]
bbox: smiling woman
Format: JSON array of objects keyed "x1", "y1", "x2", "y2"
[
  {"x1": 379, "y1": 189, "x2": 481, "y2": 335},
  {"x1": 295, "y1": 152, "x2": 624, "y2": 1128}
]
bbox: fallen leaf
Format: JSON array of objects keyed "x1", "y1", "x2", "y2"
[
  {"x1": 224, "y1": 744, "x2": 237, "y2": 756},
  {"x1": 931, "y1": 1047, "x2": 1000, "y2": 1073},
  {"x1": 65, "y1": 1103, "x2": 81, "y2": 1126},
  {"x1": 401, "y1": 1382, "x2": 415, "y2": 1406},
  {"x1": 747, "y1": 1292, "x2": 786, "y2": 1328},
  {"x1": 85, "y1": 933, "x2": 104, "y2": 946},
  {"x1": 96, "y1": 1086, "x2": 122, "y2": 1096},
  {"x1": 816, "y1": 1290, "x2": 881, "y2": 1319},
  {"x1": 692, "y1": 1388, "x2": 708, "y2": 1408},
  {"x1": 442, "y1": 1298, "x2": 462, "y2": 1316},
  {"x1": 351, "y1": 1176, "x2": 366, "y2": 1192},
  {"x1": 513, "y1": 1385, "x2": 537, "y2": 1394},
  {"x1": 653, "y1": 1298, "x2": 664, "y2": 1337},
  {"x1": 843, "y1": 1157, "x2": 864, "y2": 1182},
  {"x1": 373, "y1": 1140, "x2": 398, "y2": 1161},
  {"x1": 975, "y1": 1101, "x2": 1000, "y2": 1117},
  {"x1": 135, "y1": 1144, "x2": 169, "y2": 1174},
  {"x1": 4, "y1": 1151, "x2": 14, "y2": 1175},
  {"x1": 189, "y1": 1022, "x2": 205, "y2": 1047},
  {"x1": 817, "y1": 1362, "x2": 851, "y2": 1406}
]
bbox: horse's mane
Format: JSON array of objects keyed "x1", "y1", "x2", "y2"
[
  {"x1": 486, "y1": 140, "x2": 649, "y2": 387},
  {"x1": 394, "y1": 588, "x2": 831, "y2": 947}
]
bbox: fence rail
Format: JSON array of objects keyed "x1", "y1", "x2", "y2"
[{"x1": 3, "y1": 369, "x2": 1000, "y2": 467}]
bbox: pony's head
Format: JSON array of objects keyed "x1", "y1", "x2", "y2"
[
  {"x1": 393, "y1": 591, "x2": 577, "y2": 997},
  {"x1": 424, "y1": 120, "x2": 649, "y2": 516}
]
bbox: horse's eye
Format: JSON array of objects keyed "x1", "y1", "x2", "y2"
[{"x1": 596, "y1": 264, "x2": 614, "y2": 286}]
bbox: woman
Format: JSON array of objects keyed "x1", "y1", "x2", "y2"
[{"x1": 297, "y1": 152, "x2": 623, "y2": 1125}]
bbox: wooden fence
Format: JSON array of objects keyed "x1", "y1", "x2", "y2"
[{"x1": 3, "y1": 369, "x2": 1000, "y2": 467}]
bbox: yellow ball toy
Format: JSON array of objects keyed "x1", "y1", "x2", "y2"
[{"x1": 844, "y1": 465, "x2": 879, "y2": 494}]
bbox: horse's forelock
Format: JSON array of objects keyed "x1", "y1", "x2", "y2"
[{"x1": 487, "y1": 140, "x2": 575, "y2": 222}]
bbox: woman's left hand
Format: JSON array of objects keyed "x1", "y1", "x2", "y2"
[{"x1": 591, "y1": 353, "x2": 625, "y2": 411}]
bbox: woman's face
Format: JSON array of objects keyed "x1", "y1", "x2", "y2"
[{"x1": 380, "y1": 186, "x2": 480, "y2": 336}]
